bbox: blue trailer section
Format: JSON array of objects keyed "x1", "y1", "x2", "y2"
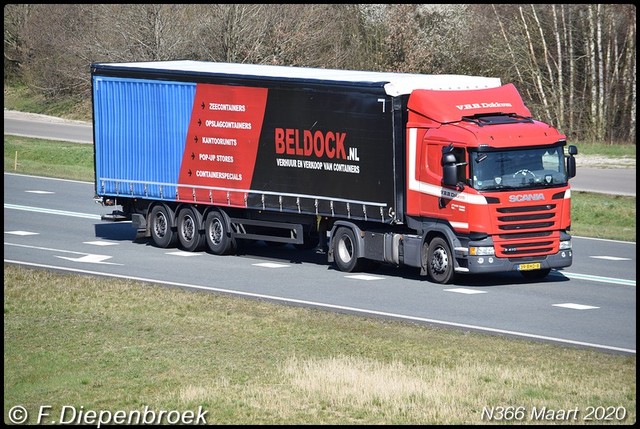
[{"x1": 92, "y1": 76, "x2": 196, "y2": 200}]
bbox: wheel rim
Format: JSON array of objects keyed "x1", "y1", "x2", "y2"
[
  {"x1": 209, "y1": 218, "x2": 223, "y2": 246},
  {"x1": 154, "y1": 212, "x2": 168, "y2": 238},
  {"x1": 181, "y1": 214, "x2": 195, "y2": 241},
  {"x1": 430, "y1": 246, "x2": 449, "y2": 274},
  {"x1": 337, "y1": 235, "x2": 354, "y2": 263}
]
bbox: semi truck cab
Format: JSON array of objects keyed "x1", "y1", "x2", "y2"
[{"x1": 405, "y1": 83, "x2": 577, "y2": 283}]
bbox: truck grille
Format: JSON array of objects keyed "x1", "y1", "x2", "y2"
[{"x1": 493, "y1": 204, "x2": 559, "y2": 257}]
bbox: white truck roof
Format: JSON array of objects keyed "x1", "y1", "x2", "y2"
[{"x1": 93, "y1": 60, "x2": 502, "y2": 96}]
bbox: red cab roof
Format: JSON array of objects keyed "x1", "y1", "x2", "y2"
[{"x1": 408, "y1": 83, "x2": 532, "y2": 123}]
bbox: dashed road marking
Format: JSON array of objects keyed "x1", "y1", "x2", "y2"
[
  {"x1": 25, "y1": 190, "x2": 54, "y2": 194},
  {"x1": 166, "y1": 251, "x2": 202, "y2": 257},
  {"x1": 590, "y1": 256, "x2": 631, "y2": 261},
  {"x1": 345, "y1": 274, "x2": 385, "y2": 281},
  {"x1": 445, "y1": 288, "x2": 488, "y2": 295},
  {"x1": 553, "y1": 303, "x2": 599, "y2": 310},
  {"x1": 253, "y1": 262, "x2": 290, "y2": 268},
  {"x1": 55, "y1": 254, "x2": 121, "y2": 265},
  {"x1": 5, "y1": 230, "x2": 39, "y2": 236},
  {"x1": 84, "y1": 240, "x2": 118, "y2": 246}
]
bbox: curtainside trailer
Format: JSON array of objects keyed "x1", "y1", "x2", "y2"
[{"x1": 92, "y1": 60, "x2": 577, "y2": 284}]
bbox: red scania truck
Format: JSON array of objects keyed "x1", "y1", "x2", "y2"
[{"x1": 91, "y1": 60, "x2": 577, "y2": 284}]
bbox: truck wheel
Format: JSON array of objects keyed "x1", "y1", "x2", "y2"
[
  {"x1": 520, "y1": 268, "x2": 551, "y2": 280},
  {"x1": 332, "y1": 227, "x2": 362, "y2": 272},
  {"x1": 177, "y1": 206, "x2": 204, "y2": 252},
  {"x1": 426, "y1": 236, "x2": 454, "y2": 284},
  {"x1": 204, "y1": 210, "x2": 236, "y2": 255},
  {"x1": 149, "y1": 204, "x2": 177, "y2": 248}
]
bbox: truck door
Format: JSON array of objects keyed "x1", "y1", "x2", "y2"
[
  {"x1": 425, "y1": 141, "x2": 469, "y2": 232},
  {"x1": 407, "y1": 129, "x2": 465, "y2": 219}
]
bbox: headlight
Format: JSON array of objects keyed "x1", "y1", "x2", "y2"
[
  {"x1": 469, "y1": 246, "x2": 495, "y2": 256},
  {"x1": 559, "y1": 240, "x2": 572, "y2": 250}
]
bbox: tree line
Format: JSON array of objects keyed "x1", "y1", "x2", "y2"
[{"x1": 3, "y1": 4, "x2": 636, "y2": 144}]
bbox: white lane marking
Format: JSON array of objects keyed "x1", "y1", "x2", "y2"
[
  {"x1": 25, "y1": 190, "x2": 55, "y2": 194},
  {"x1": 84, "y1": 240, "x2": 118, "y2": 246},
  {"x1": 5, "y1": 230, "x2": 39, "y2": 236},
  {"x1": 553, "y1": 303, "x2": 600, "y2": 310},
  {"x1": 345, "y1": 274, "x2": 385, "y2": 281},
  {"x1": 573, "y1": 235, "x2": 635, "y2": 245},
  {"x1": 4, "y1": 172, "x2": 93, "y2": 184},
  {"x1": 445, "y1": 288, "x2": 488, "y2": 295},
  {"x1": 560, "y1": 272, "x2": 635, "y2": 286},
  {"x1": 56, "y1": 254, "x2": 121, "y2": 265},
  {"x1": 166, "y1": 251, "x2": 202, "y2": 257},
  {"x1": 5, "y1": 259, "x2": 635, "y2": 355},
  {"x1": 5, "y1": 242, "x2": 120, "y2": 266},
  {"x1": 5, "y1": 242, "x2": 101, "y2": 255},
  {"x1": 590, "y1": 256, "x2": 631, "y2": 261},
  {"x1": 253, "y1": 262, "x2": 289, "y2": 268},
  {"x1": 4, "y1": 203, "x2": 101, "y2": 219}
]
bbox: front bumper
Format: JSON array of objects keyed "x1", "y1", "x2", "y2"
[{"x1": 457, "y1": 249, "x2": 573, "y2": 274}]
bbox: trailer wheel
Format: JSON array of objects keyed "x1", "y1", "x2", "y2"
[
  {"x1": 177, "y1": 206, "x2": 204, "y2": 252},
  {"x1": 520, "y1": 268, "x2": 551, "y2": 280},
  {"x1": 332, "y1": 227, "x2": 363, "y2": 272},
  {"x1": 426, "y1": 236, "x2": 454, "y2": 284},
  {"x1": 204, "y1": 210, "x2": 236, "y2": 255},
  {"x1": 149, "y1": 204, "x2": 177, "y2": 248}
]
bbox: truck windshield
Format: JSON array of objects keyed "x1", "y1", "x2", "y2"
[{"x1": 470, "y1": 145, "x2": 567, "y2": 191}]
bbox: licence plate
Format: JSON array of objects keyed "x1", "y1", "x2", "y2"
[{"x1": 518, "y1": 262, "x2": 541, "y2": 271}]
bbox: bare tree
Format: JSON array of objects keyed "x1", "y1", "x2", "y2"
[
  {"x1": 607, "y1": 4, "x2": 636, "y2": 143},
  {"x1": 3, "y1": 4, "x2": 32, "y2": 82},
  {"x1": 18, "y1": 5, "x2": 96, "y2": 96},
  {"x1": 625, "y1": 11, "x2": 637, "y2": 142},
  {"x1": 468, "y1": 4, "x2": 635, "y2": 144},
  {"x1": 560, "y1": 4, "x2": 575, "y2": 135},
  {"x1": 89, "y1": 4, "x2": 200, "y2": 61},
  {"x1": 4, "y1": 4, "x2": 635, "y2": 144},
  {"x1": 188, "y1": 4, "x2": 272, "y2": 63}
]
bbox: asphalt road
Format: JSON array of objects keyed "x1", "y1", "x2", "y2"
[
  {"x1": 4, "y1": 172, "x2": 636, "y2": 354},
  {"x1": 4, "y1": 109, "x2": 636, "y2": 197}
]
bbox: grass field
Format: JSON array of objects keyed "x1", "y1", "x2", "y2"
[
  {"x1": 3, "y1": 134, "x2": 636, "y2": 424},
  {"x1": 4, "y1": 265, "x2": 636, "y2": 424}
]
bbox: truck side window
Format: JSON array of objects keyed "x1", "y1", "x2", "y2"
[{"x1": 426, "y1": 144, "x2": 467, "y2": 184}]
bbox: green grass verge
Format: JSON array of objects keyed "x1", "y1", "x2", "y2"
[
  {"x1": 4, "y1": 264, "x2": 636, "y2": 424},
  {"x1": 4, "y1": 136, "x2": 94, "y2": 182},
  {"x1": 574, "y1": 141, "x2": 636, "y2": 158},
  {"x1": 571, "y1": 192, "x2": 636, "y2": 241},
  {"x1": 4, "y1": 84, "x2": 92, "y2": 121}
]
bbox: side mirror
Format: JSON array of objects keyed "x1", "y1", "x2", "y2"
[
  {"x1": 567, "y1": 156, "x2": 576, "y2": 178},
  {"x1": 566, "y1": 144, "x2": 577, "y2": 178},
  {"x1": 442, "y1": 153, "x2": 458, "y2": 187}
]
